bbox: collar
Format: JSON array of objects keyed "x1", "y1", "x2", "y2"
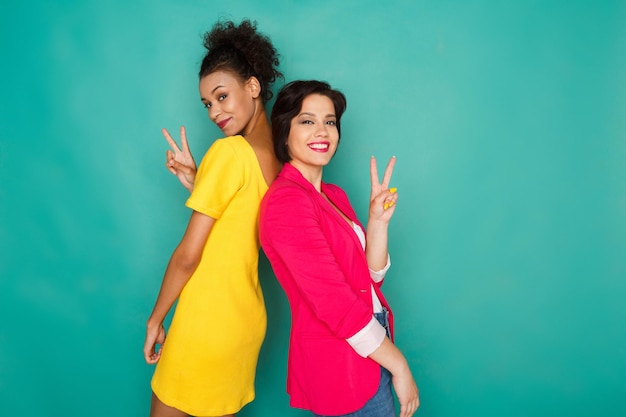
[{"x1": 279, "y1": 162, "x2": 335, "y2": 199}]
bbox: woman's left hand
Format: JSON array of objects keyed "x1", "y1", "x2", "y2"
[{"x1": 369, "y1": 156, "x2": 398, "y2": 223}]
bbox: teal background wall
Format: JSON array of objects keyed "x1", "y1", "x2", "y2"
[{"x1": 1, "y1": 1, "x2": 624, "y2": 416}]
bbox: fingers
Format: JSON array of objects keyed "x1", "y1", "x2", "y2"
[
  {"x1": 399, "y1": 400, "x2": 419, "y2": 417},
  {"x1": 165, "y1": 150, "x2": 176, "y2": 175},
  {"x1": 399, "y1": 403, "x2": 409, "y2": 417},
  {"x1": 381, "y1": 156, "x2": 396, "y2": 189},
  {"x1": 168, "y1": 159, "x2": 195, "y2": 175},
  {"x1": 144, "y1": 325, "x2": 166, "y2": 364},
  {"x1": 398, "y1": 400, "x2": 416, "y2": 416},
  {"x1": 370, "y1": 156, "x2": 379, "y2": 191},
  {"x1": 398, "y1": 386, "x2": 420, "y2": 417},
  {"x1": 145, "y1": 348, "x2": 162, "y2": 364},
  {"x1": 144, "y1": 340, "x2": 160, "y2": 364},
  {"x1": 162, "y1": 127, "x2": 181, "y2": 153},
  {"x1": 382, "y1": 188, "x2": 399, "y2": 210},
  {"x1": 371, "y1": 155, "x2": 397, "y2": 190},
  {"x1": 180, "y1": 126, "x2": 190, "y2": 152}
]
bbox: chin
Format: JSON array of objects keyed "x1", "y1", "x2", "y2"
[{"x1": 222, "y1": 128, "x2": 240, "y2": 137}]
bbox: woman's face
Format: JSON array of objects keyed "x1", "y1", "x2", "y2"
[
  {"x1": 199, "y1": 70, "x2": 258, "y2": 137},
  {"x1": 287, "y1": 94, "x2": 339, "y2": 173}
]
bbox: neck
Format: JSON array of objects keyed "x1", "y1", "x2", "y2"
[
  {"x1": 290, "y1": 161, "x2": 324, "y2": 192},
  {"x1": 242, "y1": 101, "x2": 272, "y2": 146}
]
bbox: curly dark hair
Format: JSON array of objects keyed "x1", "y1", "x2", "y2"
[
  {"x1": 199, "y1": 19, "x2": 282, "y2": 103},
  {"x1": 271, "y1": 80, "x2": 347, "y2": 163}
]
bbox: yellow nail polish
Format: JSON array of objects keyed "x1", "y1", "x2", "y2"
[
  {"x1": 389, "y1": 201, "x2": 395, "y2": 207},
  {"x1": 383, "y1": 202, "x2": 389, "y2": 210},
  {"x1": 389, "y1": 187, "x2": 397, "y2": 193}
]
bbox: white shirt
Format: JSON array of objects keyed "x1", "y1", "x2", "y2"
[{"x1": 346, "y1": 222, "x2": 391, "y2": 357}]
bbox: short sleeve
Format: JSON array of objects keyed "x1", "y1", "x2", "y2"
[{"x1": 186, "y1": 138, "x2": 243, "y2": 219}]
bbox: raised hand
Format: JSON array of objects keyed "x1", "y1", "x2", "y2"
[
  {"x1": 369, "y1": 156, "x2": 399, "y2": 223},
  {"x1": 163, "y1": 126, "x2": 197, "y2": 192}
]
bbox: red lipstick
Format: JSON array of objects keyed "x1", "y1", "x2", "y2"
[{"x1": 217, "y1": 118, "x2": 231, "y2": 129}]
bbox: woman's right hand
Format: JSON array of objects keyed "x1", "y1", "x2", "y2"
[
  {"x1": 163, "y1": 126, "x2": 197, "y2": 193},
  {"x1": 143, "y1": 321, "x2": 166, "y2": 364},
  {"x1": 369, "y1": 156, "x2": 399, "y2": 223}
]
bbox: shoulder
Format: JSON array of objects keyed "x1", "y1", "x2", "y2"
[
  {"x1": 264, "y1": 175, "x2": 311, "y2": 206},
  {"x1": 261, "y1": 175, "x2": 319, "y2": 219},
  {"x1": 207, "y1": 135, "x2": 244, "y2": 154},
  {"x1": 199, "y1": 136, "x2": 247, "y2": 168},
  {"x1": 195, "y1": 136, "x2": 247, "y2": 186}
]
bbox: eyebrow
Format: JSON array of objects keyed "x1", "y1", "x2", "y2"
[
  {"x1": 211, "y1": 85, "x2": 226, "y2": 94},
  {"x1": 298, "y1": 112, "x2": 336, "y2": 118},
  {"x1": 200, "y1": 85, "x2": 226, "y2": 102}
]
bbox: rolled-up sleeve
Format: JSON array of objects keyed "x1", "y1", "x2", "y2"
[
  {"x1": 346, "y1": 317, "x2": 387, "y2": 357},
  {"x1": 369, "y1": 254, "x2": 391, "y2": 283}
]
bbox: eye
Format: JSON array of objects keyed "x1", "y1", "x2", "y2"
[
  {"x1": 218, "y1": 94, "x2": 227, "y2": 101},
  {"x1": 203, "y1": 102, "x2": 211, "y2": 109},
  {"x1": 326, "y1": 120, "x2": 337, "y2": 126},
  {"x1": 301, "y1": 120, "x2": 314, "y2": 125}
]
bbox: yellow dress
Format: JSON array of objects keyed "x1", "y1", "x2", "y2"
[{"x1": 152, "y1": 135, "x2": 268, "y2": 416}]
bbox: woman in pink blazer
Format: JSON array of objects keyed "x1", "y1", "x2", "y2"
[{"x1": 259, "y1": 80, "x2": 419, "y2": 417}]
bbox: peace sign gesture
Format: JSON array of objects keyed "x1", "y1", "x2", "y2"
[
  {"x1": 369, "y1": 156, "x2": 398, "y2": 223},
  {"x1": 163, "y1": 126, "x2": 197, "y2": 192}
]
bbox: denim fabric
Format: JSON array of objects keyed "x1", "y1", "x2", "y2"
[
  {"x1": 374, "y1": 307, "x2": 391, "y2": 339},
  {"x1": 312, "y1": 308, "x2": 396, "y2": 417}
]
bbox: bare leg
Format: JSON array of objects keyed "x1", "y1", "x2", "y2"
[
  {"x1": 150, "y1": 392, "x2": 188, "y2": 417},
  {"x1": 150, "y1": 392, "x2": 237, "y2": 417},
  {"x1": 198, "y1": 413, "x2": 235, "y2": 417}
]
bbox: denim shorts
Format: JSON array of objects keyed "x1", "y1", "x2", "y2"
[
  {"x1": 312, "y1": 308, "x2": 395, "y2": 417},
  {"x1": 374, "y1": 307, "x2": 391, "y2": 339}
]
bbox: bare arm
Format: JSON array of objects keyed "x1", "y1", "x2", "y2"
[
  {"x1": 369, "y1": 337, "x2": 420, "y2": 417},
  {"x1": 143, "y1": 211, "x2": 215, "y2": 364},
  {"x1": 367, "y1": 156, "x2": 417, "y2": 415},
  {"x1": 365, "y1": 156, "x2": 399, "y2": 271}
]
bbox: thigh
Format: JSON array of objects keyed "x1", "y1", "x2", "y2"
[
  {"x1": 354, "y1": 367, "x2": 395, "y2": 417},
  {"x1": 150, "y1": 392, "x2": 189, "y2": 417}
]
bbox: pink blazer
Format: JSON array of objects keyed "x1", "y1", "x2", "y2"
[{"x1": 259, "y1": 163, "x2": 394, "y2": 415}]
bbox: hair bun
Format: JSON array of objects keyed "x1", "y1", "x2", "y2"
[{"x1": 200, "y1": 19, "x2": 282, "y2": 103}]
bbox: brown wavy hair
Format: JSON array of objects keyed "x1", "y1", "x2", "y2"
[{"x1": 271, "y1": 80, "x2": 347, "y2": 163}]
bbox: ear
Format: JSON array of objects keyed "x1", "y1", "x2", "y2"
[{"x1": 247, "y1": 76, "x2": 261, "y2": 99}]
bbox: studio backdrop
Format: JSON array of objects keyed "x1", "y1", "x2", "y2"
[{"x1": 1, "y1": 1, "x2": 625, "y2": 416}]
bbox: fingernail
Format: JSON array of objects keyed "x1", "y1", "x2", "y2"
[
  {"x1": 389, "y1": 187, "x2": 397, "y2": 193},
  {"x1": 389, "y1": 201, "x2": 395, "y2": 207},
  {"x1": 384, "y1": 203, "x2": 389, "y2": 210}
]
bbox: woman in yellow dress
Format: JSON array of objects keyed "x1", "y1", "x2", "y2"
[{"x1": 143, "y1": 20, "x2": 282, "y2": 417}]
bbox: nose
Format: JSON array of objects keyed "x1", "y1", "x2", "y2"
[
  {"x1": 208, "y1": 104, "x2": 221, "y2": 121},
  {"x1": 314, "y1": 122, "x2": 329, "y2": 137}
]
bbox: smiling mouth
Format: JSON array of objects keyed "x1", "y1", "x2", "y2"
[
  {"x1": 217, "y1": 118, "x2": 231, "y2": 129},
  {"x1": 308, "y1": 142, "x2": 330, "y2": 152}
]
